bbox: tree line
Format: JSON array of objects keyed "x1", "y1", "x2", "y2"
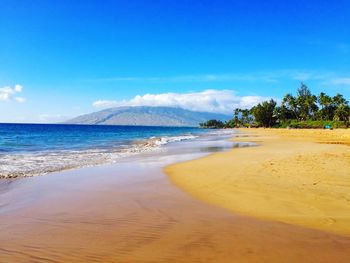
[{"x1": 200, "y1": 83, "x2": 350, "y2": 129}]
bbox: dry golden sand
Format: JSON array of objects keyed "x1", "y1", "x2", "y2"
[{"x1": 165, "y1": 128, "x2": 350, "y2": 236}]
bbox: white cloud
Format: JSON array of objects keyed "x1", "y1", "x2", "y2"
[
  {"x1": 92, "y1": 89, "x2": 270, "y2": 114},
  {"x1": 330, "y1": 78, "x2": 350, "y2": 86},
  {"x1": 14, "y1": 84, "x2": 23, "y2": 92},
  {"x1": 0, "y1": 84, "x2": 26, "y2": 102}
]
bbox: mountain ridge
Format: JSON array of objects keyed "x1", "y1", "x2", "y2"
[{"x1": 64, "y1": 106, "x2": 231, "y2": 127}]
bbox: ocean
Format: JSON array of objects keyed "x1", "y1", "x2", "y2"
[{"x1": 0, "y1": 123, "x2": 226, "y2": 178}]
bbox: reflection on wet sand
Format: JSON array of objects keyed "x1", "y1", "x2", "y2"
[{"x1": 1, "y1": 138, "x2": 350, "y2": 262}]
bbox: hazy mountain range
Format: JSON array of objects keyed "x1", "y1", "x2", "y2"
[{"x1": 65, "y1": 106, "x2": 231, "y2": 127}]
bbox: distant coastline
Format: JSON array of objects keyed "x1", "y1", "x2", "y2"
[{"x1": 201, "y1": 84, "x2": 350, "y2": 129}]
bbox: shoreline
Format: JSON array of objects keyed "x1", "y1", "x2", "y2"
[
  {"x1": 1, "y1": 130, "x2": 350, "y2": 262},
  {"x1": 0, "y1": 131, "x2": 205, "y2": 179},
  {"x1": 165, "y1": 128, "x2": 350, "y2": 236},
  {"x1": 0, "y1": 124, "x2": 218, "y2": 179}
]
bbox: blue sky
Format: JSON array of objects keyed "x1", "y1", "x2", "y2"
[{"x1": 0, "y1": 0, "x2": 349, "y2": 122}]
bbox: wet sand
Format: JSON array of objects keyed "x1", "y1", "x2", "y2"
[{"x1": 1, "y1": 135, "x2": 350, "y2": 262}]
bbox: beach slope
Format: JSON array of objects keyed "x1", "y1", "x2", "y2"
[{"x1": 165, "y1": 129, "x2": 350, "y2": 236}]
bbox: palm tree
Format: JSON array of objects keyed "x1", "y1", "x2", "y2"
[
  {"x1": 296, "y1": 83, "x2": 318, "y2": 120},
  {"x1": 318, "y1": 92, "x2": 333, "y2": 120},
  {"x1": 233, "y1": 108, "x2": 241, "y2": 127},
  {"x1": 333, "y1": 93, "x2": 347, "y2": 106},
  {"x1": 332, "y1": 94, "x2": 350, "y2": 126},
  {"x1": 282, "y1": 93, "x2": 298, "y2": 120},
  {"x1": 334, "y1": 104, "x2": 350, "y2": 127}
]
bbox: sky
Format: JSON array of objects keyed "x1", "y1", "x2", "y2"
[{"x1": 0, "y1": 0, "x2": 349, "y2": 122}]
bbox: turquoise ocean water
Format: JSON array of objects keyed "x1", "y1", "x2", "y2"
[{"x1": 0, "y1": 123, "x2": 223, "y2": 178}]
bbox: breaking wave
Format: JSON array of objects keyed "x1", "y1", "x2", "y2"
[{"x1": 0, "y1": 134, "x2": 198, "y2": 178}]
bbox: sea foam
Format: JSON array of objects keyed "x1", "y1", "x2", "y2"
[{"x1": 0, "y1": 134, "x2": 198, "y2": 178}]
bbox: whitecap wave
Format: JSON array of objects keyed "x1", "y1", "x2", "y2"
[{"x1": 0, "y1": 134, "x2": 198, "y2": 178}]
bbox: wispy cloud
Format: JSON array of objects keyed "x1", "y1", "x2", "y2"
[
  {"x1": 329, "y1": 77, "x2": 350, "y2": 86},
  {"x1": 14, "y1": 97, "x2": 26, "y2": 103},
  {"x1": 84, "y1": 69, "x2": 346, "y2": 84},
  {"x1": 92, "y1": 89, "x2": 271, "y2": 114},
  {"x1": 0, "y1": 84, "x2": 26, "y2": 103},
  {"x1": 87, "y1": 73, "x2": 278, "y2": 83}
]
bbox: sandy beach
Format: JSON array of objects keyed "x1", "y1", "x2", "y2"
[
  {"x1": 1, "y1": 131, "x2": 350, "y2": 262},
  {"x1": 166, "y1": 129, "x2": 350, "y2": 236}
]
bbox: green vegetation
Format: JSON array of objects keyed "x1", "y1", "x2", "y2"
[
  {"x1": 201, "y1": 83, "x2": 350, "y2": 129},
  {"x1": 199, "y1": 119, "x2": 225, "y2": 128},
  {"x1": 251, "y1": 99, "x2": 277, "y2": 127}
]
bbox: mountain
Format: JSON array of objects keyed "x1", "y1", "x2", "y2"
[{"x1": 64, "y1": 106, "x2": 231, "y2": 127}]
